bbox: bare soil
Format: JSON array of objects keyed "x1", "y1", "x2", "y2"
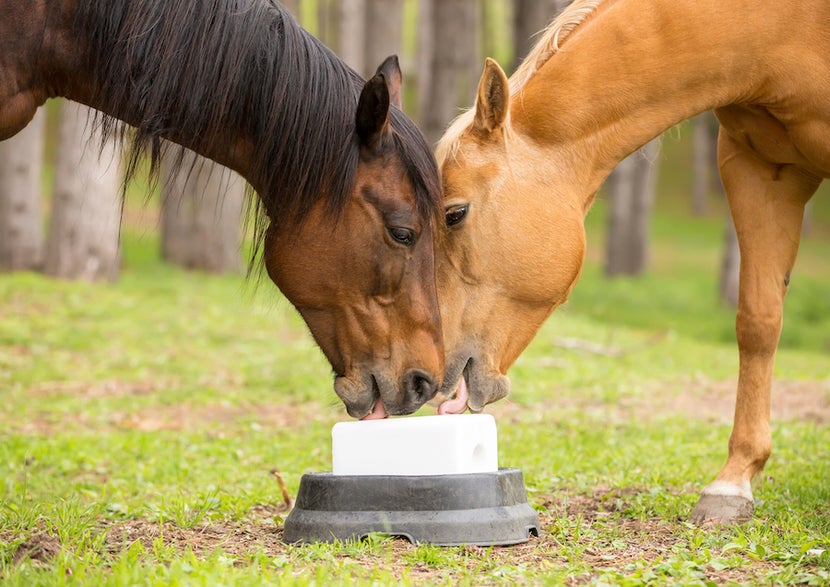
[
  {"x1": 8, "y1": 376, "x2": 830, "y2": 436},
  {"x1": 6, "y1": 487, "x2": 787, "y2": 584}
]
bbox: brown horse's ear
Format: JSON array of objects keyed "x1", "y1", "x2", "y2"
[
  {"x1": 473, "y1": 58, "x2": 510, "y2": 134},
  {"x1": 374, "y1": 55, "x2": 403, "y2": 110},
  {"x1": 356, "y1": 71, "x2": 391, "y2": 148}
]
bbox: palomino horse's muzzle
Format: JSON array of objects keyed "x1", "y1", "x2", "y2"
[{"x1": 436, "y1": 355, "x2": 511, "y2": 414}]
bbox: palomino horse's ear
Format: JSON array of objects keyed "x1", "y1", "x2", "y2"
[
  {"x1": 374, "y1": 55, "x2": 403, "y2": 110},
  {"x1": 356, "y1": 71, "x2": 391, "y2": 148},
  {"x1": 473, "y1": 58, "x2": 510, "y2": 134}
]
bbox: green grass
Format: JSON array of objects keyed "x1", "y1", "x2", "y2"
[{"x1": 1, "y1": 123, "x2": 829, "y2": 584}]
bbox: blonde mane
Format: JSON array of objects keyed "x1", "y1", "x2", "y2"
[{"x1": 435, "y1": 0, "x2": 603, "y2": 166}]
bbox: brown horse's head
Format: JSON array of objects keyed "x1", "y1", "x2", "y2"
[
  {"x1": 48, "y1": 0, "x2": 445, "y2": 418},
  {"x1": 434, "y1": 58, "x2": 586, "y2": 413},
  {"x1": 265, "y1": 58, "x2": 444, "y2": 419}
]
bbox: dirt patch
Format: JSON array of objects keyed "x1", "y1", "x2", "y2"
[
  {"x1": 8, "y1": 532, "x2": 61, "y2": 567},
  {"x1": 639, "y1": 377, "x2": 830, "y2": 425},
  {"x1": 9, "y1": 376, "x2": 829, "y2": 437},
  {"x1": 486, "y1": 378, "x2": 830, "y2": 426},
  {"x1": 102, "y1": 504, "x2": 287, "y2": 561},
  {"x1": 156, "y1": 377, "x2": 829, "y2": 428},
  {"x1": 5, "y1": 487, "x2": 807, "y2": 584},
  {"x1": 5, "y1": 395, "x2": 336, "y2": 435},
  {"x1": 28, "y1": 379, "x2": 164, "y2": 399}
]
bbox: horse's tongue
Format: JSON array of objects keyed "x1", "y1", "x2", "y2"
[
  {"x1": 361, "y1": 396, "x2": 388, "y2": 420},
  {"x1": 438, "y1": 376, "x2": 469, "y2": 415}
]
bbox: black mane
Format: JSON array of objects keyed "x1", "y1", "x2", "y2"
[{"x1": 75, "y1": 0, "x2": 441, "y2": 246}]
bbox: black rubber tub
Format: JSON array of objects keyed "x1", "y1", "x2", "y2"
[{"x1": 283, "y1": 468, "x2": 540, "y2": 546}]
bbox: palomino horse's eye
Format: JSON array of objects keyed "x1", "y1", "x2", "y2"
[
  {"x1": 388, "y1": 227, "x2": 415, "y2": 247},
  {"x1": 445, "y1": 205, "x2": 469, "y2": 227}
]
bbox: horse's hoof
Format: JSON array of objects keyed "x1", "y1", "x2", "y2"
[{"x1": 690, "y1": 494, "x2": 755, "y2": 525}]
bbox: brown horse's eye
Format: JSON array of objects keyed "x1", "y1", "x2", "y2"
[
  {"x1": 445, "y1": 205, "x2": 469, "y2": 227},
  {"x1": 388, "y1": 227, "x2": 415, "y2": 246}
]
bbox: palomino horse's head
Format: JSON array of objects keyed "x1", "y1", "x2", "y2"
[
  {"x1": 265, "y1": 58, "x2": 444, "y2": 419},
  {"x1": 434, "y1": 58, "x2": 585, "y2": 413}
]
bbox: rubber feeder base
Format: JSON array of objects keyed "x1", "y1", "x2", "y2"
[{"x1": 283, "y1": 468, "x2": 540, "y2": 546}]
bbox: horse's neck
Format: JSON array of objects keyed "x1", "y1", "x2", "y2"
[{"x1": 511, "y1": 0, "x2": 776, "y2": 206}]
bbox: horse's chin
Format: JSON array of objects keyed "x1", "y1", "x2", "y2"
[
  {"x1": 334, "y1": 374, "x2": 376, "y2": 419},
  {"x1": 435, "y1": 356, "x2": 511, "y2": 413},
  {"x1": 466, "y1": 368, "x2": 510, "y2": 412}
]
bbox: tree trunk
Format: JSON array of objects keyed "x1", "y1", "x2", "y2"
[
  {"x1": 44, "y1": 102, "x2": 122, "y2": 281},
  {"x1": 512, "y1": 0, "x2": 563, "y2": 71},
  {"x1": 802, "y1": 200, "x2": 812, "y2": 237},
  {"x1": 604, "y1": 139, "x2": 660, "y2": 277},
  {"x1": 422, "y1": 0, "x2": 480, "y2": 145},
  {"x1": 364, "y1": 0, "x2": 404, "y2": 79},
  {"x1": 415, "y1": 0, "x2": 434, "y2": 125},
  {"x1": 0, "y1": 108, "x2": 46, "y2": 271},
  {"x1": 339, "y1": 0, "x2": 367, "y2": 75},
  {"x1": 691, "y1": 112, "x2": 721, "y2": 216},
  {"x1": 719, "y1": 212, "x2": 740, "y2": 306},
  {"x1": 160, "y1": 149, "x2": 245, "y2": 273}
]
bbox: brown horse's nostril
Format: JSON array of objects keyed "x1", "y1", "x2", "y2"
[{"x1": 404, "y1": 369, "x2": 438, "y2": 405}]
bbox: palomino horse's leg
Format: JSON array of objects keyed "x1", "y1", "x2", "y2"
[{"x1": 690, "y1": 129, "x2": 820, "y2": 524}]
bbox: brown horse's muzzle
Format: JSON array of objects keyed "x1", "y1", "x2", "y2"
[{"x1": 335, "y1": 367, "x2": 439, "y2": 419}]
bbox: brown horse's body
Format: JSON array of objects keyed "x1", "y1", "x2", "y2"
[
  {"x1": 436, "y1": 0, "x2": 829, "y2": 523},
  {"x1": 1, "y1": 0, "x2": 445, "y2": 418}
]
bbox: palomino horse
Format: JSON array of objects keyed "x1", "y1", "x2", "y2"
[
  {"x1": 435, "y1": 0, "x2": 829, "y2": 524},
  {"x1": 0, "y1": 0, "x2": 444, "y2": 419}
]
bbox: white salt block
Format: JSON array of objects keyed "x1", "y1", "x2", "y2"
[{"x1": 331, "y1": 414, "x2": 498, "y2": 476}]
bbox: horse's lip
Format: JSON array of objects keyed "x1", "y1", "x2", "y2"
[
  {"x1": 444, "y1": 357, "x2": 471, "y2": 397},
  {"x1": 437, "y1": 359, "x2": 470, "y2": 414},
  {"x1": 461, "y1": 360, "x2": 470, "y2": 393},
  {"x1": 360, "y1": 375, "x2": 387, "y2": 420}
]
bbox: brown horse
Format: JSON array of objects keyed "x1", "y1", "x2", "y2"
[
  {"x1": 435, "y1": 0, "x2": 829, "y2": 524},
  {"x1": 0, "y1": 0, "x2": 444, "y2": 419}
]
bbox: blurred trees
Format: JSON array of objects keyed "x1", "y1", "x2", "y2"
[
  {"x1": 338, "y1": 0, "x2": 367, "y2": 73},
  {"x1": 0, "y1": 103, "x2": 122, "y2": 281},
  {"x1": 0, "y1": 110, "x2": 45, "y2": 271},
  {"x1": 513, "y1": 0, "x2": 566, "y2": 70},
  {"x1": 605, "y1": 140, "x2": 660, "y2": 277},
  {"x1": 160, "y1": 152, "x2": 245, "y2": 273},
  {"x1": 1, "y1": 0, "x2": 804, "y2": 305},
  {"x1": 365, "y1": 0, "x2": 405, "y2": 77},
  {"x1": 691, "y1": 113, "x2": 720, "y2": 217},
  {"x1": 44, "y1": 102, "x2": 122, "y2": 281},
  {"x1": 422, "y1": 1, "x2": 480, "y2": 144}
]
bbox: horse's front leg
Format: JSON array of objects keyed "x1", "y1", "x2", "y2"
[{"x1": 690, "y1": 129, "x2": 820, "y2": 525}]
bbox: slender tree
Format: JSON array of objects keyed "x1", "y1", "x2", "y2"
[
  {"x1": 605, "y1": 139, "x2": 660, "y2": 277},
  {"x1": 415, "y1": 0, "x2": 434, "y2": 125},
  {"x1": 44, "y1": 101, "x2": 122, "y2": 281},
  {"x1": 512, "y1": 0, "x2": 565, "y2": 72},
  {"x1": 720, "y1": 212, "x2": 740, "y2": 306},
  {"x1": 422, "y1": 0, "x2": 480, "y2": 145},
  {"x1": 691, "y1": 112, "x2": 720, "y2": 216},
  {"x1": 160, "y1": 150, "x2": 245, "y2": 273},
  {"x1": 339, "y1": 0, "x2": 367, "y2": 75},
  {"x1": 364, "y1": 0, "x2": 404, "y2": 79},
  {"x1": 0, "y1": 109, "x2": 45, "y2": 271}
]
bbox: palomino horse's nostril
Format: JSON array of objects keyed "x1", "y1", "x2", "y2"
[{"x1": 404, "y1": 369, "x2": 438, "y2": 405}]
